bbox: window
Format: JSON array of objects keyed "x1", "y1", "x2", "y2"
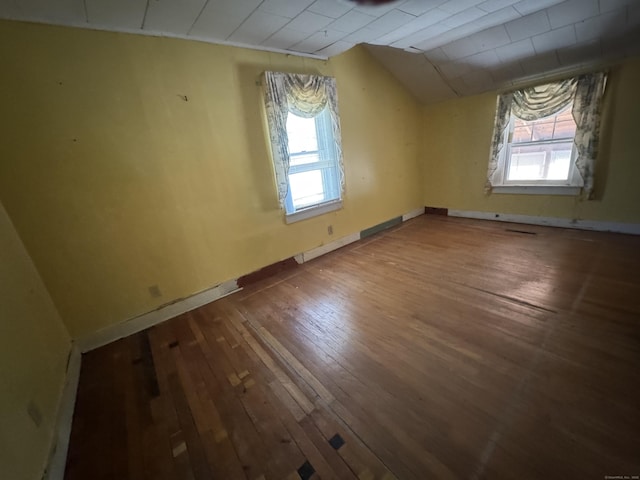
[
  {"x1": 262, "y1": 71, "x2": 344, "y2": 223},
  {"x1": 501, "y1": 104, "x2": 582, "y2": 188},
  {"x1": 486, "y1": 72, "x2": 607, "y2": 198},
  {"x1": 285, "y1": 107, "x2": 341, "y2": 216}
]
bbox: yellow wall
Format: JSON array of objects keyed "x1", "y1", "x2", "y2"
[
  {"x1": 0, "y1": 200, "x2": 71, "y2": 480},
  {"x1": 0, "y1": 20, "x2": 422, "y2": 338},
  {"x1": 422, "y1": 56, "x2": 640, "y2": 224}
]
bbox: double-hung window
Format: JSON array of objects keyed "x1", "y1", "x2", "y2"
[
  {"x1": 263, "y1": 71, "x2": 344, "y2": 223},
  {"x1": 285, "y1": 106, "x2": 341, "y2": 215},
  {"x1": 502, "y1": 104, "x2": 582, "y2": 188},
  {"x1": 486, "y1": 72, "x2": 607, "y2": 198}
]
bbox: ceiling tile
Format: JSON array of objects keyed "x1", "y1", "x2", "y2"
[
  {"x1": 227, "y1": 10, "x2": 290, "y2": 44},
  {"x1": 423, "y1": 47, "x2": 450, "y2": 62},
  {"x1": 546, "y1": 0, "x2": 599, "y2": 30},
  {"x1": 316, "y1": 40, "x2": 354, "y2": 56},
  {"x1": 397, "y1": 0, "x2": 447, "y2": 16},
  {"x1": 258, "y1": 0, "x2": 316, "y2": 19},
  {"x1": 439, "y1": 60, "x2": 473, "y2": 77},
  {"x1": 285, "y1": 11, "x2": 333, "y2": 32},
  {"x1": 477, "y1": 0, "x2": 519, "y2": 13},
  {"x1": 372, "y1": 9, "x2": 455, "y2": 45},
  {"x1": 86, "y1": 0, "x2": 146, "y2": 29},
  {"x1": 512, "y1": 0, "x2": 562, "y2": 17},
  {"x1": 404, "y1": 24, "x2": 452, "y2": 50},
  {"x1": 599, "y1": 0, "x2": 636, "y2": 14},
  {"x1": 328, "y1": 10, "x2": 376, "y2": 33},
  {"x1": 261, "y1": 27, "x2": 311, "y2": 50},
  {"x1": 465, "y1": 49, "x2": 501, "y2": 67},
  {"x1": 439, "y1": 0, "x2": 483, "y2": 15},
  {"x1": 354, "y1": 1, "x2": 410, "y2": 16},
  {"x1": 520, "y1": 51, "x2": 560, "y2": 75},
  {"x1": 556, "y1": 39, "x2": 601, "y2": 66},
  {"x1": 188, "y1": 0, "x2": 261, "y2": 39},
  {"x1": 293, "y1": 29, "x2": 345, "y2": 53},
  {"x1": 440, "y1": 35, "x2": 480, "y2": 59},
  {"x1": 366, "y1": 9, "x2": 417, "y2": 36},
  {"x1": 504, "y1": 10, "x2": 550, "y2": 42},
  {"x1": 531, "y1": 25, "x2": 576, "y2": 53},
  {"x1": 490, "y1": 62, "x2": 525, "y2": 84},
  {"x1": 461, "y1": 68, "x2": 494, "y2": 90},
  {"x1": 441, "y1": 7, "x2": 486, "y2": 28},
  {"x1": 307, "y1": 0, "x2": 352, "y2": 19},
  {"x1": 574, "y1": 9, "x2": 627, "y2": 44},
  {"x1": 494, "y1": 37, "x2": 535, "y2": 62},
  {"x1": 4, "y1": 0, "x2": 86, "y2": 23},
  {"x1": 387, "y1": 9, "x2": 452, "y2": 48},
  {"x1": 470, "y1": 25, "x2": 511, "y2": 51},
  {"x1": 143, "y1": 0, "x2": 205, "y2": 34}
]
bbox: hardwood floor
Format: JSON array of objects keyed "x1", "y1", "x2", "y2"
[{"x1": 65, "y1": 215, "x2": 640, "y2": 479}]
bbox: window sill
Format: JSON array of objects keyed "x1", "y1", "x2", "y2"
[
  {"x1": 285, "y1": 200, "x2": 342, "y2": 224},
  {"x1": 491, "y1": 185, "x2": 582, "y2": 196}
]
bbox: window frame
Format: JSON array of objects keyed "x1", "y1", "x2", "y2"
[
  {"x1": 283, "y1": 106, "x2": 343, "y2": 223},
  {"x1": 492, "y1": 107, "x2": 583, "y2": 196}
]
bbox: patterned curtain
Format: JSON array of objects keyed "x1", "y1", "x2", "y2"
[
  {"x1": 485, "y1": 72, "x2": 607, "y2": 197},
  {"x1": 573, "y1": 72, "x2": 607, "y2": 199},
  {"x1": 511, "y1": 78, "x2": 577, "y2": 121},
  {"x1": 263, "y1": 71, "x2": 344, "y2": 208},
  {"x1": 485, "y1": 93, "x2": 513, "y2": 193}
]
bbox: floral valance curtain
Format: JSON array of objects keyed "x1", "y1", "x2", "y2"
[
  {"x1": 486, "y1": 72, "x2": 607, "y2": 198},
  {"x1": 263, "y1": 71, "x2": 344, "y2": 207}
]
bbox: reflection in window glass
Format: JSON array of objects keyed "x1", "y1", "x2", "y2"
[
  {"x1": 289, "y1": 170, "x2": 324, "y2": 208},
  {"x1": 286, "y1": 114, "x2": 318, "y2": 154}
]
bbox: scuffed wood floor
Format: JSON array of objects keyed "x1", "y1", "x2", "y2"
[{"x1": 65, "y1": 215, "x2": 640, "y2": 479}]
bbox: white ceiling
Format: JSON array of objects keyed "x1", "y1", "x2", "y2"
[{"x1": 1, "y1": 0, "x2": 639, "y2": 103}]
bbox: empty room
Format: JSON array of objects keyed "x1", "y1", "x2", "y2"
[{"x1": 1, "y1": 0, "x2": 640, "y2": 479}]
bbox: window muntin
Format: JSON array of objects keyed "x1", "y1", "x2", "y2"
[
  {"x1": 504, "y1": 104, "x2": 578, "y2": 184},
  {"x1": 284, "y1": 106, "x2": 341, "y2": 214}
]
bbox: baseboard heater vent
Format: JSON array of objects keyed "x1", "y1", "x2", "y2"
[{"x1": 360, "y1": 216, "x2": 402, "y2": 239}]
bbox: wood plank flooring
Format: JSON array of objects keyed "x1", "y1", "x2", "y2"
[{"x1": 65, "y1": 215, "x2": 640, "y2": 479}]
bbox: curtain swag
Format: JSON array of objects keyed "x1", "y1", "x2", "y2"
[
  {"x1": 485, "y1": 72, "x2": 607, "y2": 199},
  {"x1": 263, "y1": 71, "x2": 344, "y2": 208}
]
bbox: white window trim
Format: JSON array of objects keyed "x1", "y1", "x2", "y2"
[
  {"x1": 284, "y1": 106, "x2": 342, "y2": 219},
  {"x1": 491, "y1": 114, "x2": 583, "y2": 195},
  {"x1": 284, "y1": 199, "x2": 342, "y2": 224}
]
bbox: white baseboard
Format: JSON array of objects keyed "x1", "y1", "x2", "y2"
[
  {"x1": 295, "y1": 207, "x2": 426, "y2": 264},
  {"x1": 448, "y1": 209, "x2": 640, "y2": 235},
  {"x1": 76, "y1": 279, "x2": 241, "y2": 353},
  {"x1": 402, "y1": 207, "x2": 426, "y2": 221},
  {"x1": 45, "y1": 345, "x2": 82, "y2": 480},
  {"x1": 295, "y1": 231, "x2": 361, "y2": 264}
]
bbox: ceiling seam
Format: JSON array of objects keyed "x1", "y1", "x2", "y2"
[
  {"x1": 187, "y1": 0, "x2": 211, "y2": 36},
  {"x1": 424, "y1": 55, "x2": 461, "y2": 98},
  {"x1": 140, "y1": 0, "x2": 150, "y2": 30},
  {"x1": 225, "y1": 1, "x2": 266, "y2": 41}
]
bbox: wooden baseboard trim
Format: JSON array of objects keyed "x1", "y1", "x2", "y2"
[
  {"x1": 237, "y1": 257, "x2": 299, "y2": 287},
  {"x1": 448, "y1": 209, "x2": 640, "y2": 235},
  {"x1": 425, "y1": 206, "x2": 449, "y2": 216},
  {"x1": 44, "y1": 345, "x2": 82, "y2": 480}
]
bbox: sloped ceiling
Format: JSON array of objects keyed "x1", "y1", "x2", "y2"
[{"x1": 1, "y1": 0, "x2": 639, "y2": 103}]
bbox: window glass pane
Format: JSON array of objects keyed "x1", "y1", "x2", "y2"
[
  {"x1": 553, "y1": 120, "x2": 576, "y2": 138},
  {"x1": 507, "y1": 142, "x2": 573, "y2": 181},
  {"x1": 286, "y1": 112, "x2": 318, "y2": 154},
  {"x1": 511, "y1": 104, "x2": 576, "y2": 144},
  {"x1": 531, "y1": 120, "x2": 554, "y2": 141},
  {"x1": 289, "y1": 170, "x2": 325, "y2": 208}
]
